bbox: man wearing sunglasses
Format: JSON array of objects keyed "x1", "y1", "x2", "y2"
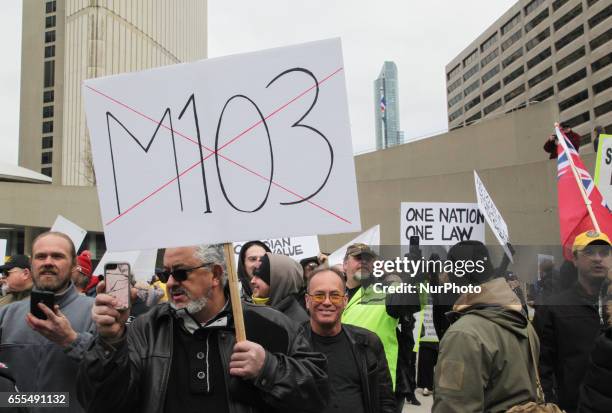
[
  {"x1": 77, "y1": 244, "x2": 329, "y2": 413},
  {"x1": 0, "y1": 255, "x2": 33, "y2": 307},
  {"x1": 534, "y1": 230, "x2": 612, "y2": 413},
  {"x1": 303, "y1": 267, "x2": 395, "y2": 413}
]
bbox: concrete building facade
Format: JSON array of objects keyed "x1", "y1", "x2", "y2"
[
  {"x1": 18, "y1": 0, "x2": 208, "y2": 186},
  {"x1": 445, "y1": 0, "x2": 612, "y2": 143},
  {"x1": 374, "y1": 61, "x2": 404, "y2": 149}
]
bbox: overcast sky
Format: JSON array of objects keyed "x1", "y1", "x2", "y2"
[{"x1": 0, "y1": 0, "x2": 517, "y2": 165}]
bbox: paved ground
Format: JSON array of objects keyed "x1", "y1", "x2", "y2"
[{"x1": 402, "y1": 389, "x2": 434, "y2": 413}]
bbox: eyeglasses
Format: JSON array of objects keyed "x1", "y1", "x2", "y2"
[
  {"x1": 157, "y1": 262, "x2": 213, "y2": 283},
  {"x1": 2, "y1": 269, "x2": 20, "y2": 278},
  {"x1": 307, "y1": 292, "x2": 345, "y2": 306},
  {"x1": 581, "y1": 245, "x2": 611, "y2": 258}
]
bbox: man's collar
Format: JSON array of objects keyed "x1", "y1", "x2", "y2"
[{"x1": 172, "y1": 300, "x2": 231, "y2": 334}]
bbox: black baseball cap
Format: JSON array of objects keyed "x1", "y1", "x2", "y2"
[{"x1": 0, "y1": 255, "x2": 31, "y2": 272}]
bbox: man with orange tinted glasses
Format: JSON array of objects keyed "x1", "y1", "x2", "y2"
[{"x1": 303, "y1": 267, "x2": 395, "y2": 413}]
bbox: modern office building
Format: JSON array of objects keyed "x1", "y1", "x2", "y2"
[
  {"x1": 445, "y1": 0, "x2": 611, "y2": 144},
  {"x1": 18, "y1": 0, "x2": 208, "y2": 186},
  {"x1": 374, "y1": 61, "x2": 405, "y2": 149},
  {"x1": 2, "y1": 0, "x2": 207, "y2": 257}
]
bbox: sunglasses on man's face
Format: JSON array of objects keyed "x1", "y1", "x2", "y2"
[
  {"x1": 581, "y1": 245, "x2": 611, "y2": 258},
  {"x1": 157, "y1": 262, "x2": 213, "y2": 283},
  {"x1": 308, "y1": 292, "x2": 345, "y2": 306}
]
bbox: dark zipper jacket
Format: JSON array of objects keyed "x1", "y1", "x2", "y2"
[
  {"x1": 302, "y1": 322, "x2": 396, "y2": 413},
  {"x1": 77, "y1": 301, "x2": 329, "y2": 413}
]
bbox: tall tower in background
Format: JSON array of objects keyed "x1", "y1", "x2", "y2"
[
  {"x1": 18, "y1": 0, "x2": 208, "y2": 186},
  {"x1": 374, "y1": 61, "x2": 404, "y2": 150}
]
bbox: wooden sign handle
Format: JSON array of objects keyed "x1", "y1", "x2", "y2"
[{"x1": 223, "y1": 243, "x2": 246, "y2": 342}]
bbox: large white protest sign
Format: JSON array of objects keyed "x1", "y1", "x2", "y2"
[
  {"x1": 94, "y1": 249, "x2": 157, "y2": 282},
  {"x1": 327, "y1": 225, "x2": 380, "y2": 267},
  {"x1": 474, "y1": 171, "x2": 512, "y2": 261},
  {"x1": 233, "y1": 235, "x2": 319, "y2": 265},
  {"x1": 0, "y1": 239, "x2": 6, "y2": 259},
  {"x1": 594, "y1": 134, "x2": 612, "y2": 207},
  {"x1": 400, "y1": 202, "x2": 485, "y2": 246},
  {"x1": 51, "y1": 215, "x2": 87, "y2": 251},
  {"x1": 83, "y1": 38, "x2": 360, "y2": 251}
]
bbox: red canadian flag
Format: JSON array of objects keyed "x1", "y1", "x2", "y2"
[{"x1": 556, "y1": 127, "x2": 612, "y2": 260}]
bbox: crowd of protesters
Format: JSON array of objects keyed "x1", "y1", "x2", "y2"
[{"x1": 0, "y1": 227, "x2": 611, "y2": 412}]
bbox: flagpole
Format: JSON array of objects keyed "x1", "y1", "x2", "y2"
[{"x1": 555, "y1": 123, "x2": 601, "y2": 233}]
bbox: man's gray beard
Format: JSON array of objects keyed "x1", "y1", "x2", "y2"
[{"x1": 170, "y1": 288, "x2": 211, "y2": 314}]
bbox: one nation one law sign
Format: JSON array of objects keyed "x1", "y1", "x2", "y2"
[{"x1": 83, "y1": 39, "x2": 361, "y2": 251}]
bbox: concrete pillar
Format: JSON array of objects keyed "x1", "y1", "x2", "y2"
[{"x1": 24, "y1": 227, "x2": 34, "y2": 256}]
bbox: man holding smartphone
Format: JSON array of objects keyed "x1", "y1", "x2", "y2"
[
  {"x1": 0, "y1": 231, "x2": 95, "y2": 413},
  {"x1": 78, "y1": 244, "x2": 328, "y2": 413}
]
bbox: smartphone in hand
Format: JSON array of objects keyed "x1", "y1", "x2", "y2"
[
  {"x1": 30, "y1": 290, "x2": 55, "y2": 319},
  {"x1": 104, "y1": 262, "x2": 132, "y2": 311}
]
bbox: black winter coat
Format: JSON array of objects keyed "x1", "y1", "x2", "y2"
[{"x1": 579, "y1": 327, "x2": 612, "y2": 413}]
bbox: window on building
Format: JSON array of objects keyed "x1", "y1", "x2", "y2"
[
  {"x1": 41, "y1": 151, "x2": 53, "y2": 165},
  {"x1": 527, "y1": 47, "x2": 552, "y2": 69},
  {"x1": 42, "y1": 105, "x2": 54, "y2": 118},
  {"x1": 45, "y1": 30, "x2": 55, "y2": 44},
  {"x1": 587, "y1": 0, "x2": 600, "y2": 6},
  {"x1": 589, "y1": 4, "x2": 612, "y2": 29},
  {"x1": 524, "y1": 0, "x2": 546, "y2": 16},
  {"x1": 463, "y1": 80, "x2": 480, "y2": 97},
  {"x1": 502, "y1": 48, "x2": 524, "y2": 68},
  {"x1": 593, "y1": 75, "x2": 612, "y2": 95},
  {"x1": 45, "y1": 1, "x2": 56, "y2": 13},
  {"x1": 594, "y1": 100, "x2": 612, "y2": 117},
  {"x1": 555, "y1": 25, "x2": 584, "y2": 51},
  {"x1": 447, "y1": 64, "x2": 461, "y2": 80},
  {"x1": 41, "y1": 167, "x2": 52, "y2": 178},
  {"x1": 556, "y1": 46, "x2": 586, "y2": 71},
  {"x1": 552, "y1": 0, "x2": 570, "y2": 11},
  {"x1": 526, "y1": 27, "x2": 550, "y2": 51},
  {"x1": 504, "y1": 84, "x2": 526, "y2": 103},
  {"x1": 554, "y1": 4, "x2": 583, "y2": 31},
  {"x1": 590, "y1": 27, "x2": 612, "y2": 51},
  {"x1": 563, "y1": 111, "x2": 590, "y2": 128},
  {"x1": 44, "y1": 45, "x2": 55, "y2": 58},
  {"x1": 525, "y1": 8, "x2": 549, "y2": 32},
  {"x1": 42, "y1": 136, "x2": 53, "y2": 149},
  {"x1": 530, "y1": 86, "x2": 555, "y2": 103},
  {"x1": 484, "y1": 98, "x2": 503, "y2": 115},
  {"x1": 43, "y1": 90, "x2": 54, "y2": 103},
  {"x1": 558, "y1": 89, "x2": 588, "y2": 112},
  {"x1": 591, "y1": 51, "x2": 612, "y2": 73},
  {"x1": 528, "y1": 67, "x2": 553, "y2": 88},
  {"x1": 481, "y1": 48, "x2": 499, "y2": 67},
  {"x1": 506, "y1": 102, "x2": 527, "y2": 113},
  {"x1": 501, "y1": 13, "x2": 521, "y2": 35},
  {"x1": 504, "y1": 66, "x2": 525, "y2": 86},
  {"x1": 448, "y1": 108, "x2": 463, "y2": 122},
  {"x1": 464, "y1": 96, "x2": 481, "y2": 112},
  {"x1": 448, "y1": 93, "x2": 462, "y2": 108},
  {"x1": 42, "y1": 121, "x2": 53, "y2": 134},
  {"x1": 483, "y1": 82, "x2": 502, "y2": 99},
  {"x1": 480, "y1": 33, "x2": 498, "y2": 53},
  {"x1": 45, "y1": 15, "x2": 56, "y2": 28},
  {"x1": 465, "y1": 111, "x2": 482, "y2": 124},
  {"x1": 463, "y1": 50, "x2": 478, "y2": 67},
  {"x1": 447, "y1": 78, "x2": 462, "y2": 94},
  {"x1": 482, "y1": 65, "x2": 500, "y2": 84},
  {"x1": 502, "y1": 30, "x2": 523, "y2": 52},
  {"x1": 558, "y1": 68, "x2": 587, "y2": 91},
  {"x1": 463, "y1": 64, "x2": 479, "y2": 81},
  {"x1": 44, "y1": 60, "x2": 55, "y2": 87}
]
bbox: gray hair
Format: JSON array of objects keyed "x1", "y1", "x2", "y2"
[{"x1": 194, "y1": 244, "x2": 227, "y2": 286}]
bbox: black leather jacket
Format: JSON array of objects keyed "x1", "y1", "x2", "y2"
[
  {"x1": 302, "y1": 322, "x2": 395, "y2": 413},
  {"x1": 77, "y1": 302, "x2": 329, "y2": 413}
]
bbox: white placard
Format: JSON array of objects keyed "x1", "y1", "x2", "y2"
[
  {"x1": 400, "y1": 202, "x2": 485, "y2": 246},
  {"x1": 83, "y1": 38, "x2": 361, "y2": 251},
  {"x1": 94, "y1": 249, "x2": 157, "y2": 282},
  {"x1": 327, "y1": 225, "x2": 380, "y2": 267},
  {"x1": 51, "y1": 215, "x2": 87, "y2": 251},
  {"x1": 0, "y1": 239, "x2": 7, "y2": 259},
  {"x1": 474, "y1": 171, "x2": 512, "y2": 261},
  {"x1": 233, "y1": 235, "x2": 319, "y2": 265},
  {"x1": 594, "y1": 135, "x2": 612, "y2": 207}
]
